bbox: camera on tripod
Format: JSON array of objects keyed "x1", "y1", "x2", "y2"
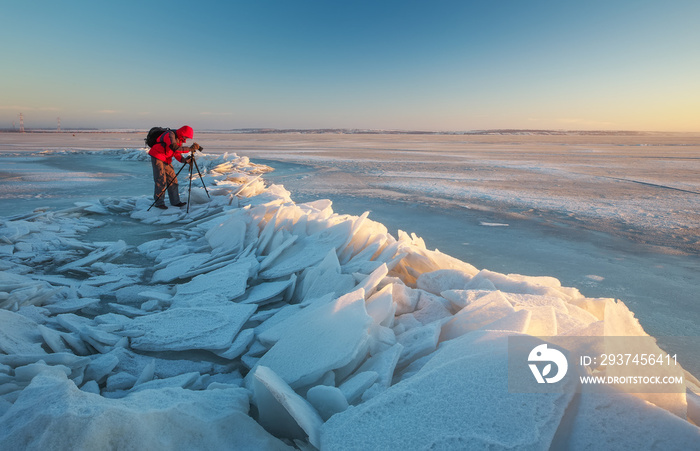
[
  {"x1": 184, "y1": 145, "x2": 204, "y2": 163},
  {"x1": 190, "y1": 145, "x2": 204, "y2": 154}
]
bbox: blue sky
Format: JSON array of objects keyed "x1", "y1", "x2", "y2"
[{"x1": 2, "y1": 0, "x2": 699, "y2": 131}]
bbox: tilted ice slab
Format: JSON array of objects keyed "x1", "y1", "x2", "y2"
[
  {"x1": 0, "y1": 148, "x2": 698, "y2": 449},
  {"x1": 126, "y1": 303, "x2": 256, "y2": 352},
  {"x1": 249, "y1": 289, "x2": 372, "y2": 390},
  {"x1": 0, "y1": 309, "x2": 46, "y2": 355},
  {"x1": 253, "y1": 365, "x2": 324, "y2": 448}
]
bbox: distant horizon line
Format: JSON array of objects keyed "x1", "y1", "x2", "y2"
[{"x1": 1, "y1": 127, "x2": 698, "y2": 136}]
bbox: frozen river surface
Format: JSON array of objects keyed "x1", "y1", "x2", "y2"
[{"x1": 1, "y1": 131, "x2": 699, "y2": 373}]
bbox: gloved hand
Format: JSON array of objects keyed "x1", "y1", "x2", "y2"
[
  {"x1": 190, "y1": 142, "x2": 200, "y2": 151},
  {"x1": 183, "y1": 156, "x2": 193, "y2": 165}
]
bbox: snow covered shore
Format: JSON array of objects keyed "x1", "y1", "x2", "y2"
[{"x1": 0, "y1": 148, "x2": 699, "y2": 449}]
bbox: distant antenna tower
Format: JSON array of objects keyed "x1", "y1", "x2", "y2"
[
  {"x1": 19, "y1": 113, "x2": 24, "y2": 133},
  {"x1": 57, "y1": 117, "x2": 61, "y2": 132}
]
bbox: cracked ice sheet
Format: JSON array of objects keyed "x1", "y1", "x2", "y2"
[
  {"x1": 321, "y1": 330, "x2": 574, "y2": 450},
  {"x1": 127, "y1": 303, "x2": 256, "y2": 352},
  {"x1": 0, "y1": 370, "x2": 291, "y2": 450}
]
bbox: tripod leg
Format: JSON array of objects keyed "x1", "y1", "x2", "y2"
[
  {"x1": 148, "y1": 160, "x2": 188, "y2": 211},
  {"x1": 187, "y1": 161, "x2": 194, "y2": 214},
  {"x1": 191, "y1": 158, "x2": 211, "y2": 198}
]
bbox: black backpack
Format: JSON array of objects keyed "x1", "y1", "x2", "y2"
[{"x1": 145, "y1": 127, "x2": 172, "y2": 148}]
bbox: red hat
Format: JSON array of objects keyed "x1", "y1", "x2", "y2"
[{"x1": 176, "y1": 126, "x2": 194, "y2": 139}]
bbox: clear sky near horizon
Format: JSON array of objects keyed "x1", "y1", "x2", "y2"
[{"x1": 2, "y1": 0, "x2": 699, "y2": 132}]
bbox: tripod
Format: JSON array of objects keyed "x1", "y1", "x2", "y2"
[{"x1": 148, "y1": 149, "x2": 211, "y2": 213}]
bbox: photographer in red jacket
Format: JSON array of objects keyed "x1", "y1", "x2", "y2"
[{"x1": 148, "y1": 125, "x2": 200, "y2": 209}]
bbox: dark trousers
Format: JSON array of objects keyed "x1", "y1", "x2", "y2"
[{"x1": 151, "y1": 156, "x2": 182, "y2": 206}]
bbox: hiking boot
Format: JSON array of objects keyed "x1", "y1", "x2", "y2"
[
  {"x1": 155, "y1": 205, "x2": 168, "y2": 210},
  {"x1": 174, "y1": 202, "x2": 187, "y2": 207}
]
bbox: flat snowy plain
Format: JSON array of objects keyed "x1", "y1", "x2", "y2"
[{"x1": 0, "y1": 131, "x2": 698, "y2": 449}]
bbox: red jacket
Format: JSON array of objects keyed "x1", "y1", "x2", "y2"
[{"x1": 148, "y1": 131, "x2": 189, "y2": 164}]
